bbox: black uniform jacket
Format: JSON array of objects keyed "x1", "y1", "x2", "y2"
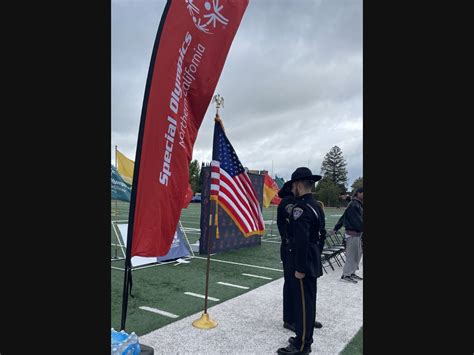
[
  {"x1": 277, "y1": 195, "x2": 297, "y2": 241},
  {"x1": 288, "y1": 193, "x2": 324, "y2": 278}
]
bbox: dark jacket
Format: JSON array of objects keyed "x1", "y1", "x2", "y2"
[
  {"x1": 315, "y1": 201, "x2": 327, "y2": 251},
  {"x1": 277, "y1": 195, "x2": 297, "y2": 241},
  {"x1": 277, "y1": 195, "x2": 297, "y2": 262},
  {"x1": 288, "y1": 193, "x2": 324, "y2": 278},
  {"x1": 334, "y1": 197, "x2": 363, "y2": 234}
]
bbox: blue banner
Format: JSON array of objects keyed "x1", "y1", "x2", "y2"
[
  {"x1": 112, "y1": 165, "x2": 131, "y2": 202},
  {"x1": 156, "y1": 223, "x2": 190, "y2": 262},
  {"x1": 117, "y1": 222, "x2": 190, "y2": 266}
]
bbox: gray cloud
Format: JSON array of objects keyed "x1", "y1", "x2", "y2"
[{"x1": 112, "y1": 0, "x2": 362, "y2": 187}]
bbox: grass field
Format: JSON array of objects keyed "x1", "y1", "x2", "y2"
[
  {"x1": 340, "y1": 327, "x2": 363, "y2": 355},
  {"x1": 111, "y1": 200, "x2": 350, "y2": 338}
]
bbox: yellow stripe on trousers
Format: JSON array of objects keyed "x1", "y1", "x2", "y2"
[{"x1": 299, "y1": 279, "x2": 306, "y2": 352}]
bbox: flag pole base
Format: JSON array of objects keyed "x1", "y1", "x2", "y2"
[{"x1": 192, "y1": 312, "x2": 218, "y2": 329}]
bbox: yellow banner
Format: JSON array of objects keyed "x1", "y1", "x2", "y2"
[{"x1": 116, "y1": 150, "x2": 134, "y2": 185}]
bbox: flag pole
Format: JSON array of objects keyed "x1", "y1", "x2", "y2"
[
  {"x1": 191, "y1": 194, "x2": 218, "y2": 329},
  {"x1": 113, "y1": 146, "x2": 118, "y2": 217},
  {"x1": 270, "y1": 198, "x2": 275, "y2": 236},
  {"x1": 192, "y1": 95, "x2": 224, "y2": 330},
  {"x1": 119, "y1": 145, "x2": 133, "y2": 331},
  {"x1": 269, "y1": 163, "x2": 275, "y2": 238},
  {"x1": 114, "y1": 145, "x2": 118, "y2": 259}
]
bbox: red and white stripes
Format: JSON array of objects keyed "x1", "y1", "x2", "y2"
[{"x1": 210, "y1": 160, "x2": 264, "y2": 235}]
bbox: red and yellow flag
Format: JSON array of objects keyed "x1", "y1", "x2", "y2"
[
  {"x1": 263, "y1": 173, "x2": 279, "y2": 208},
  {"x1": 271, "y1": 193, "x2": 282, "y2": 205}
]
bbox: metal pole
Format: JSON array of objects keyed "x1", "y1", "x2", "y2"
[
  {"x1": 203, "y1": 198, "x2": 217, "y2": 313},
  {"x1": 114, "y1": 145, "x2": 118, "y2": 259}
]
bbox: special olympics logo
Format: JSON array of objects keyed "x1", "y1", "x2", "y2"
[{"x1": 185, "y1": 0, "x2": 229, "y2": 34}]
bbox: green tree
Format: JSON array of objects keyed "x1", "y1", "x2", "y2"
[
  {"x1": 314, "y1": 177, "x2": 340, "y2": 207},
  {"x1": 189, "y1": 160, "x2": 201, "y2": 193},
  {"x1": 320, "y1": 145, "x2": 348, "y2": 194},
  {"x1": 351, "y1": 177, "x2": 363, "y2": 194}
]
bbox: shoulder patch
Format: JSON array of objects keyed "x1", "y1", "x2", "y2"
[
  {"x1": 292, "y1": 207, "x2": 304, "y2": 220},
  {"x1": 285, "y1": 203, "x2": 295, "y2": 215}
]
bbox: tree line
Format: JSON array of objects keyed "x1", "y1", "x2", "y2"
[{"x1": 314, "y1": 145, "x2": 362, "y2": 207}]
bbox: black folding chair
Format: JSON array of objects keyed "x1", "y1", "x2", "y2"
[
  {"x1": 323, "y1": 233, "x2": 346, "y2": 265},
  {"x1": 320, "y1": 251, "x2": 335, "y2": 271},
  {"x1": 329, "y1": 232, "x2": 347, "y2": 260}
]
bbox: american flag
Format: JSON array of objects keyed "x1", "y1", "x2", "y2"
[{"x1": 210, "y1": 120, "x2": 265, "y2": 236}]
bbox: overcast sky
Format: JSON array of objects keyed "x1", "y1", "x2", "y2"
[{"x1": 112, "y1": 0, "x2": 362, "y2": 187}]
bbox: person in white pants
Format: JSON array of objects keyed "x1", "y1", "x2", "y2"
[{"x1": 332, "y1": 188, "x2": 363, "y2": 283}]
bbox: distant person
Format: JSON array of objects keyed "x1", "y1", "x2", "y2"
[{"x1": 333, "y1": 187, "x2": 363, "y2": 283}]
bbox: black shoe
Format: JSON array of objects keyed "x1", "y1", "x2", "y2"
[
  {"x1": 351, "y1": 273, "x2": 363, "y2": 281},
  {"x1": 314, "y1": 321, "x2": 323, "y2": 328},
  {"x1": 287, "y1": 337, "x2": 312, "y2": 352},
  {"x1": 341, "y1": 275, "x2": 357, "y2": 283},
  {"x1": 283, "y1": 322, "x2": 296, "y2": 332},
  {"x1": 277, "y1": 343, "x2": 311, "y2": 354}
]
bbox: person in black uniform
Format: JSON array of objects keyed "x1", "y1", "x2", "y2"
[
  {"x1": 276, "y1": 181, "x2": 297, "y2": 332},
  {"x1": 277, "y1": 167, "x2": 324, "y2": 355},
  {"x1": 277, "y1": 183, "x2": 324, "y2": 333}
]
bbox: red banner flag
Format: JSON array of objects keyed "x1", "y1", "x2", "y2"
[{"x1": 128, "y1": 0, "x2": 249, "y2": 257}]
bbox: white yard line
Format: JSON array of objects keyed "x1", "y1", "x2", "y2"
[
  {"x1": 217, "y1": 282, "x2": 249, "y2": 290},
  {"x1": 192, "y1": 256, "x2": 283, "y2": 272},
  {"x1": 242, "y1": 273, "x2": 273, "y2": 280},
  {"x1": 184, "y1": 292, "x2": 220, "y2": 301},
  {"x1": 139, "y1": 306, "x2": 179, "y2": 319}
]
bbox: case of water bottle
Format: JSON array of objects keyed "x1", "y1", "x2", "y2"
[{"x1": 111, "y1": 328, "x2": 141, "y2": 354}]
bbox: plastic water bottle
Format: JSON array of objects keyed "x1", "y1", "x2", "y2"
[
  {"x1": 111, "y1": 328, "x2": 141, "y2": 355},
  {"x1": 117, "y1": 342, "x2": 127, "y2": 355}
]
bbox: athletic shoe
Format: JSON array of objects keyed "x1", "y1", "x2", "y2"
[
  {"x1": 350, "y1": 273, "x2": 363, "y2": 281},
  {"x1": 341, "y1": 275, "x2": 357, "y2": 283}
]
